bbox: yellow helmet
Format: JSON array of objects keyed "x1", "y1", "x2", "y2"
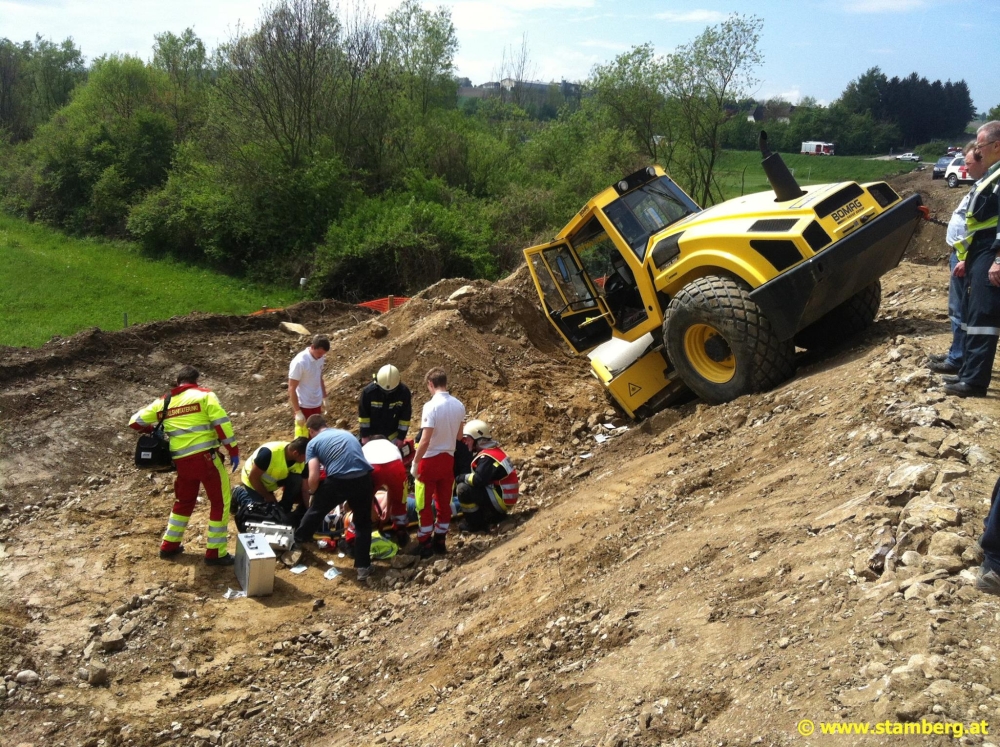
[
  {"x1": 463, "y1": 419, "x2": 492, "y2": 441},
  {"x1": 375, "y1": 364, "x2": 400, "y2": 391}
]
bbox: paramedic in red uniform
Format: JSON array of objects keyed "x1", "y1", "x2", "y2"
[
  {"x1": 410, "y1": 367, "x2": 465, "y2": 557},
  {"x1": 129, "y1": 365, "x2": 239, "y2": 565},
  {"x1": 362, "y1": 437, "x2": 409, "y2": 547}
]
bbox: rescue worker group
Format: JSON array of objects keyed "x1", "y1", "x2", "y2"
[{"x1": 128, "y1": 334, "x2": 519, "y2": 584}]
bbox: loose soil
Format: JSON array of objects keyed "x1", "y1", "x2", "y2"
[{"x1": 3, "y1": 171, "x2": 1000, "y2": 747}]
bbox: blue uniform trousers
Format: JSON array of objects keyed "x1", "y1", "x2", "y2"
[
  {"x1": 958, "y1": 243, "x2": 1000, "y2": 389},
  {"x1": 945, "y1": 250, "x2": 968, "y2": 367}
]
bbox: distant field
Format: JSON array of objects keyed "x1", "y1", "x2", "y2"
[
  {"x1": 712, "y1": 150, "x2": 919, "y2": 202},
  {"x1": 0, "y1": 214, "x2": 299, "y2": 348}
]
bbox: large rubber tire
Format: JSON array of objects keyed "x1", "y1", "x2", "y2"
[
  {"x1": 793, "y1": 281, "x2": 881, "y2": 350},
  {"x1": 947, "y1": 174, "x2": 958, "y2": 188},
  {"x1": 663, "y1": 275, "x2": 796, "y2": 404}
]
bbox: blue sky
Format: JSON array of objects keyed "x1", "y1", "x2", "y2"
[{"x1": 1, "y1": 0, "x2": 996, "y2": 112}]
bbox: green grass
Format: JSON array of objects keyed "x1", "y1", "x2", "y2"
[
  {"x1": 712, "y1": 150, "x2": 918, "y2": 202},
  {"x1": 0, "y1": 214, "x2": 300, "y2": 348}
]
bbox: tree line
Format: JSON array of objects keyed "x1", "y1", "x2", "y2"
[
  {"x1": 719, "y1": 67, "x2": 977, "y2": 156},
  {"x1": 0, "y1": 2, "x2": 986, "y2": 302}
]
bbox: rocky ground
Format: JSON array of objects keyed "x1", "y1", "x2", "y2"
[{"x1": 3, "y1": 170, "x2": 1000, "y2": 747}]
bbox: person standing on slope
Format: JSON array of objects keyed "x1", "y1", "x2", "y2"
[
  {"x1": 410, "y1": 367, "x2": 465, "y2": 558},
  {"x1": 359, "y1": 364, "x2": 412, "y2": 446},
  {"x1": 289, "y1": 335, "x2": 330, "y2": 438},
  {"x1": 129, "y1": 365, "x2": 239, "y2": 566}
]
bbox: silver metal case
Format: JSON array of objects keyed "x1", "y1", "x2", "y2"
[{"x1": 235, "y1": 532, "x2": 276, "y2": 596}]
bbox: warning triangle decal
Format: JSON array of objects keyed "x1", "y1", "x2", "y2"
[{"x1": 628, "y1": 383, "x2": 642, "y2": 396}]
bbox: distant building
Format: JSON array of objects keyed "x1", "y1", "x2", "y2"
[{"x1": 457, "y1": 79, "x2": 582, "y2": 102}]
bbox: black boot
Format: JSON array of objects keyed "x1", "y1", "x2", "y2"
[
  {"x1": 392, "y1": 527, "x2": 410, "y2": 549},
  {"x1": 418, "y1": 537, "x2": 435, "y2": 559},
  {"x1": 432, "y1": 532, "x2": 448, "y2": 555}
]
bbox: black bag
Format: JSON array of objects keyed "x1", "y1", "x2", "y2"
[
  {"x1": 233, "y1": 485, "x2": 294, "y2": 532},
  {"x1": 236, "y1": 500, "x2": 294, "y2": 533},
  {"x1": 135, "y1": 393, "x2": 173, "y2": 470}
]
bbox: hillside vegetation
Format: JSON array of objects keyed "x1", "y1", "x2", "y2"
[
  {"x1": 0, "y1": 0, "x2": 976, "y2": 307},
  {"x1": 0, "y1": 214, "x2": 297, "y2": 347}
]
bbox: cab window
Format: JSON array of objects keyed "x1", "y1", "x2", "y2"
[
  {"x1": 602, "y1": 176, "x2": 699, "y2": 260},
  {"x1": 530, "y1": 246, "x2": 597, "y2": 312}
]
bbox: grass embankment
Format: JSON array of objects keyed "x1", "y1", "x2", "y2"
[
  {"x1": 0, "y1": 214, "x2": 299, "y2": 348},
  {"x1": 713, "y1": 150, "x2": 918, "y2": 201}
]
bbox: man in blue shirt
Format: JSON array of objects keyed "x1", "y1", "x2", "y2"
[{"x1": 295, "y1": 414, "x2": 374, "y2": 580}]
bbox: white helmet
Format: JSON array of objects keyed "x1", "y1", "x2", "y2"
[
  {"x1": 375, "y1": 364, "x2": 400, "y2": 391},
  {"x1": 463, "y1": 419, "x2": 492, "y2": 441}
]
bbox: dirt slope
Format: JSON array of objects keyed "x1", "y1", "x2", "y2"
[{"x1": 4, "y1": 173, "x2": 1000, "y2": 747}]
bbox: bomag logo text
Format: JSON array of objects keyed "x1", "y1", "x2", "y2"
[{"x1": 831, "y1": 199, "x2": 863, "y2": 223}]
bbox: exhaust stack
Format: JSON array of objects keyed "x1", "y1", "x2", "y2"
[{"x1": 758, "y1": 130, "x2": 804, "y2": 202}]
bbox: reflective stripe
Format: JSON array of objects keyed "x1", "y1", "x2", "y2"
[
  {"x1": 206, "y1": 521, "x2": 228, "y2": 549},
  {"x1": 163, "y1": 513, "x2": 190, "y2": 542},
  {"x1": 220, "y1": 436, "x2": 237, "y2": 446},
  {"x1": 359, "y1": 417, "x2": 371, "y2": 424},
  {"x1": 132, "y1": 415, "x2": 153, "y2": 426},
  {"x1": 487, "y1": 485, "x2": 509, "y2": 514},
  {"x1": 172, "y1": 440, "x2": 219, "y2": 458},
  {"x1": 210, "y1": 417, "x2": 231, "y2": 427},
  {"x1": 414, "y1": 480, "x2": 426, "y2": 512},
  {"x1": 166, "y1": 424, "x2": 213, "y2": 435},
  {"x1": 964, "y1": 326, "x2": 1000, "y2": 336},
  {"x1": 435, "y1": 521, "x2": 450, "y2": 533}
]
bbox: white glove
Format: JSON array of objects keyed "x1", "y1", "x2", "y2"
[
  {"x1": 294, "y1": 411, "x2": 306, "y2": 424},
  {"x1": 410, "y1": 461, "x2": 419, "y2": 480}
]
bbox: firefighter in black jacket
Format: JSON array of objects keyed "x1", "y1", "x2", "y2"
[
  {"x1": 359, "y1": 364, "x2": 412, "y2": 445},
  {"x1": 456, "y1": 419, "x2": 519, "y2": 532}
]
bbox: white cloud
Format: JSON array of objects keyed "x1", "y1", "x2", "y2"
[
  {"x1": 448, "y1": 1, "x2": 521, "y2": 32},
  {"x1": 653, "y1": 9, "x2": 728, "y2": 23},
  {"x1": 841, "y1": 0, "x2": 925, "y2": 13},
  {"x1": 579, "y1": 39, "x2": 628, "y2": 51},
  {"x1": 0, "y1": 1, "x2": 264, "y2": 59}
]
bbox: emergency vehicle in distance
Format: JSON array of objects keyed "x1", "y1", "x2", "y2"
[{"x1": 801, "y1": 141, "x2": 835, "y2": 156}]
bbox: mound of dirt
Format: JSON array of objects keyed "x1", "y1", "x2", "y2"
[
  {"x1": 4, "y1": 174, "x2": 1000, "y2": 747},
  {"x1": 895, "y1": 169, "x2": 965, "y2": 265}
]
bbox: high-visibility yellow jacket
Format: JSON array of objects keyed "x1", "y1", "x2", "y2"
[
  {"x1": 129, "y1": 384, "x2": 238, "y2": 460},
  {"x1": 955, "y1": 163, "x2": 1000, "y2": 259},
  {"x1": 241, "y1": 441, "x2": 305, "y2": 492}
]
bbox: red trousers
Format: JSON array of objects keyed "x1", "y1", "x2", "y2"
[
  {"x1": 416, "y1": 453, "x2": 454, "y2": 536},
  {"x1": 370, "y1": 459, "x2": 408, "y2": 529},
  {"x1": 162, "y1": 450, "x2": 231, "y2": 559}
]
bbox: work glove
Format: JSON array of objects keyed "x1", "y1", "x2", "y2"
[
  {"x1": 230, "y1": 455, "x2": 240, "y2": 473},
  {"x1": 294, "y1": 411, "x2": 306, "y2": 425},
  {"x1": 410, "y1": 460, "x2": 419, "y2": 480}
]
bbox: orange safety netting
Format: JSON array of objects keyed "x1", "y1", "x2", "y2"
[
  {"x1": 247, "y1": 295, "x2": 410, "y2": 317},
  {"x1": 357, "y1": 296, "x2": 410, "y2": 313}
]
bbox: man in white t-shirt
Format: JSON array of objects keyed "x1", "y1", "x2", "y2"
[
  {"x1": 411, "y1": 367, "x2": 465, "y2": 557},
  {"x1": 288, "y1": 335, "x2": 329, "y2": 438}
]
